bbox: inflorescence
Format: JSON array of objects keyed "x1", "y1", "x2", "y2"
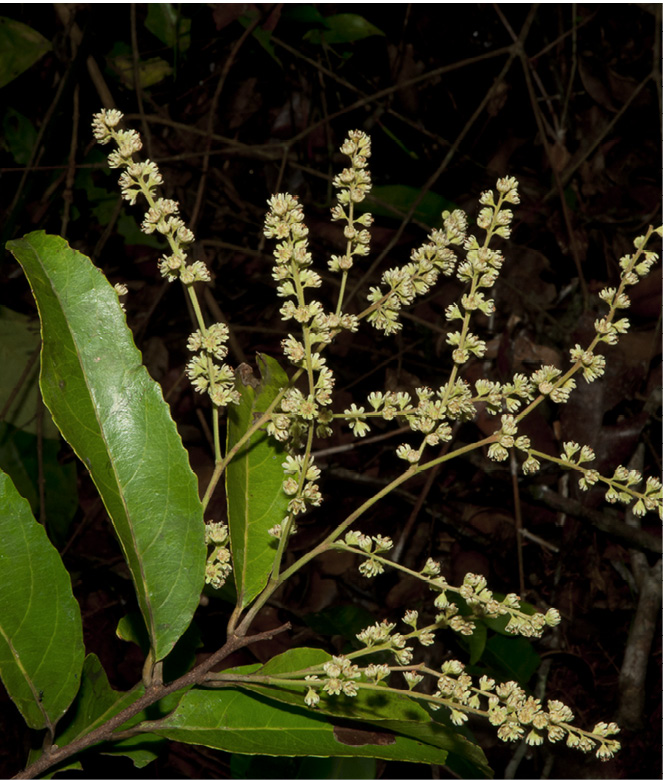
[{"x1": 96, "y1": 110, "x2": 663, "y2": 765}]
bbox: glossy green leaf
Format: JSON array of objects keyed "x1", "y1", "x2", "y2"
[
  {"x1": 302, "y1": 605, "x2": 374, "y2": 643},
  {"x1": 55, "y1": 654, "x2": 143, "y2": 747},
  {"x1": 0, "y1": 469, "x2": 84, "y2": 731},
  {"x1": 226, "y1": 648, "x2": 490, "y2": 777},
  {"x1": 226, "y1": 354, "x2": 290, "y2": 607},
  {"x1": 0, "y1": 307, "x2": 58, "y2": 437},
  {"x1": 116, "y1": 611, "x2": 202, "y2": 681},
  {"x1": 0, "y1": 17, "x2": 51, "y2": 89},
  {"x1": 145, "y1": 4, "x2": 191, "y2": 52},
  {"x1": 0, "y1": 422, "x2": 78, "y2": 545},
  {"x1": 243, "y1": 647, "x2": 429, "y2": 724},
  {"x1": 7, "y1": 232, "x2": 205, "y2": 662},
  {"x1": 254, "y1": 646, "x2": 331, "y2": 674},
  {"x1": 283, "y1": 5, "x2": 327, "y2": 25},
  {"x1": 367, "y1": 719, "x2": 492, "y2": 779},
  {"x1": 108, "y1": 54, "x2": 172, "y2": 88},
  {"x1": 305, "y1": 14, "x2": 385, "y2": 45},
  {"x1": 482, "y1": 634, "x2": 540, "y2": 687},
  {"x1": 142, "y1": 687, "x2": 454, "y2": 765}
]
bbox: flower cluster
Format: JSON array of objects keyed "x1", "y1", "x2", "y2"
[
  {"x1": 92, "y1": 109, "x2": 238, "y2": 410},
  {"x1": 423, "y1": 568, "x2": 560, "y2": 639},
  {"x1": 356, "y1": 620, "x2": 413, "y2": 665},
  {"x1": 98, "y1": 116, "x2": 661, "y2": 770},
  {"x1": 342, "y1": 530, "x2": 393, "y2": 577},
  {"x1": 367, "y1": 209, "x2": 468, "y2": 335},
  {"x1": 559, "y1": 442, "x2": 663, "y2": 518},
  {"x1": 329, "y1": 130, "x2": 373, "y2": 274},
  {"x1": 424, "y1": 662, "x2": 620, "y2": 760},
  {"x1": 204, "y1": 522, "x2": 232, "y2": 589},
  {"x1": 186, "y1": 323, "x2": 240, "y2": 407},
  {"x1": 473, "y1": 375, "x2": 534, "y2": 415},
  {"x1": 486, "y1": 414, "x2": 531, "y2": 463},
  {"x1": 294, "y1": 648, "x2": 619, "y2": 762},
  {"x1": 592, "y1": 229, "x2": 659, "y2": 349},
  {"x1": 342, "y1": 386, "x2": 455, "y2": 453},
  {"x1": 264, "y1": 193, "x2": 353, "y2": 447},
  {"x1": 302, "y1": 655, "x2": 362, "y2": 705},
  {"x1": 342, "y1": 376, "x2": 535, "y2": 465},
  {"x1": 92, "y1": 110, "x2": 208, "y2": 285},
  {"x1": 268, "y1": 455, "x2": 322, "y2": 539},
  {"x1": 530, "y1": 365, "x2": 576, "y2": 404},
  {"x1": 442, "y1": 178, "x2": 518, "y2": 364}
]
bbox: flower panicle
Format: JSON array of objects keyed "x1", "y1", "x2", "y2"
[
  {"x1": 93, "y1": 109, "x2": 238, "y2": 409},
  {"x1": 297, "y1": 652, "x2": 620, "y2": 762}
]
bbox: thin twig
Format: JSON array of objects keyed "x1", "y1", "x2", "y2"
[
  {"x1": 61, "y1": 86, "x2": 80, "y2": 239},
  {"x1": 392, "y1": 423, "x2": 460, "y2": 564},
  {"x1": 509, "y1": 449, "x2": 525, "y2": 597}
]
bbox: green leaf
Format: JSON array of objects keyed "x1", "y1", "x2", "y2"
[
  {"x1": 302, "y1": 605, "x2": 374, "y2": 642},
  {"x1": 482, "y1": 634, "x2": 540, "y2": 687},
  {"x1": 245, "y1": 647, "x2": 428, "y2": 724},
  {"x1": 116, "y1": 611, "x2": 202, "y2": 680},
  {"x1": 0, "y1": 422, "x2": 78, "y2": 545},
  {"x1": 231, "y1": 648, "x2": 491, "y2": 778},
  {"x1": 111, "y1": 54, "x2": 173, "y2": 88},
  {"x1": 141, "y1": 687, "x2": 453, "y2": 765},
  {"x1": 366, "y1": 719, "x2": 492, "y2": 779},
  {"x1": 145, "y1": 4, "x2": 191, "y2": 52},
  {"x1": 461, "y1": 620, "x2": 487, "y2": 666},
  {"x1": 0, "y1": 17, "x2": 51, "y2": 89},
  {"x1": 298, "y1": 755, "x2": 376, "y2": 779},
  {"x1": 1, "y1": 107, "x2": 37, "y2": 164},
  {"x1": 0, "y1": 469, "x2": 84, "y2": 731},
  {"x1": 7, "y1": 232, "x2": 205, "y2": 662},
  {"x1": 0, "y1": 307, "x2": 58, "y2": 437},
  {"x1": 226, "y1": 354, "x2": 290, "y2": 608},
  {"x1": 238, "y1": 14, "x2": 282, "y2": 65},
  {"x1": 283, "y1": 5, "x2": 327, "y2": 25},
  {"x1": 364, "y1": 185, "x2": 456, "y2": 228},
  {"x1": 304, "y1": 14, "x2": 385, "y2": 45}
]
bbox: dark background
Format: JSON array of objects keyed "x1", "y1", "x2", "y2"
[{"x1": 0, "y1": 4, "x2": 660, "y2": 779}]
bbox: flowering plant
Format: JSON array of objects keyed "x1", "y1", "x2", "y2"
[{"x1": 3, "y1": 109, "x2": 659, "y2": 778}]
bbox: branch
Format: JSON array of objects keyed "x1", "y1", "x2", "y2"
[{"x1": 13, "y1": 623, "x2": 291, "y2": 780}]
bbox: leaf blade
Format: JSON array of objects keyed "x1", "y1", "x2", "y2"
[
  {"x1": 143, "y1": 687, "x2": 454, "y2": 765},
  {"x1": 220, "y1": 648, "x2": 491, "y2": 777},
  {"x1": 226, "y1": 355, "x2": 289, "y2": 607},
  {"x1": 0, "y1": 17, "x2": 51, "y2": 89},
  {"x1": 8, "y1": 232, "x2": 205, "y2": 661},
  {"x1": 0, "y1": 469, "x2": 84, "y2": 731}
]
